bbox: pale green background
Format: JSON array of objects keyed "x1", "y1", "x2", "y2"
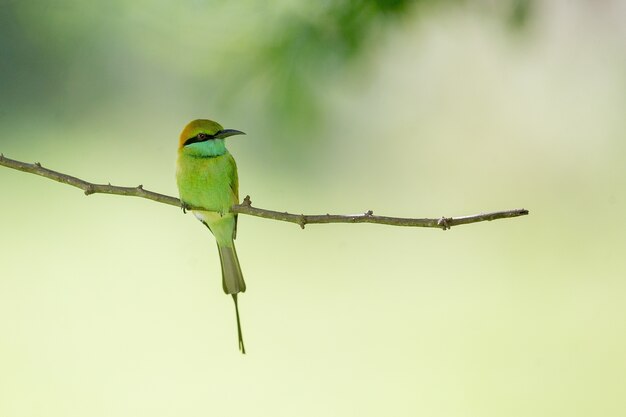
[{"x1": 1, "y1": 1, "x2": 625, "y2": 416}]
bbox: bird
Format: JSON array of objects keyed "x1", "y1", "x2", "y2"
[{"x1": 176, "y1": 119, "x2": 247, "y2": 353}]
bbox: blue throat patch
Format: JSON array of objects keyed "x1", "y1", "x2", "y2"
[{"x1": 185, "y1": 139, "x2": 227, "y2": 158}]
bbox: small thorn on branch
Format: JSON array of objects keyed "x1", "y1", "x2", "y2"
[
  {"x1": 35, "y1": 162, "x2": 41, "y2": 167},
  {"x1": 136, "y1": 184, "x2": 143, "y2": 190},
  {"x1": 437, "y1": 216, "x2": 451, "y2": 230},
  {"x1": 365, "y1": 210, "x2": 373, "y2": 216}
]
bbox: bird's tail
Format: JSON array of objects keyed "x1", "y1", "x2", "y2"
[
  {"x1": 217, "y1": 242, "x2": 246, "y2": 294},
  {"x1": 217, "y1": 242, "x2": 246, "y2": 353}
]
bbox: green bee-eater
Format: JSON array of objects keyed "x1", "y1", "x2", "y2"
[{"x1": 176, "y1": 119, "x2": 247, "y2": 353}]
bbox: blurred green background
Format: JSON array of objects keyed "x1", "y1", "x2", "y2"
[{"x1": 1, "y1": 1, "x2": 625, "y2": 416}]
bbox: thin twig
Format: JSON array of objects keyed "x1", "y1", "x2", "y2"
[{"x1": 0, "y1": 154, "x2": 529, "y2": 230}]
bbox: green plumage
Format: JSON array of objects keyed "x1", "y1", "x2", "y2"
[{"x1": 176, "y1": 119, "x2": 247, "y2": 353}]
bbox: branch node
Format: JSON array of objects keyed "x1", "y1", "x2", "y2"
[
  {"x1": 365, "y1": 210, "x2": 374, "y2": 217},
  {"x1": 35, "y1": 162, "x2": 42, "y2": 167},
  {"x1": 298, "y1": 214, "x2": 306, "y2": 229},
  {"x1": 437, "y1": 216, "x2": 451, "y2": 231},
  {"x1": 136, "y1": 184, "x2": 143, "y2": 190},
  {"x1": 84, "y1": 185, "x2": 95, "y2": 196},
  {"x1": 242, "y1": 195, "x2": 252, "y2": 207}
]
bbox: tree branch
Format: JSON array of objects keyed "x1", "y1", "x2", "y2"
[{"x1": 0, "y1": 154, "x2": 528, "y2": 230}]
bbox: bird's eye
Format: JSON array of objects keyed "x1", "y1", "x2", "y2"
[{"x1": 197, "y1": 133, "x2": 207, "y2": 140}]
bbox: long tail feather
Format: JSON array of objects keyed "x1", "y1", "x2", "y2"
[
  {"x1": 217, "y1": 242, "x2": 246, "y2": 353},
  {"x1": 232, "y1": 294, "x2": 245, "y2": 354}
]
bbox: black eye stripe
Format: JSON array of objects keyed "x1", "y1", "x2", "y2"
[{"x1": 183, "y1": 133, "x2": 215, "y2": 146}]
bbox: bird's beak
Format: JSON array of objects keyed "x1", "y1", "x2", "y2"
[{"x1": 215, "y1": 129, "x2": 246, "y2": 139}]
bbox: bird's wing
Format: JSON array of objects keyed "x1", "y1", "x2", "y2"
[{"x1": 228, "y1": 153, "x2": 239, "y2": 239}]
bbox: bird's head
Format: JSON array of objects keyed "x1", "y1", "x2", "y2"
[{"x1": 178, "y1": 119, "x2": 245, "y2": 157}]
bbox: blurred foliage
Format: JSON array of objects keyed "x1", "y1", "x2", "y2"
[
  {"x1": 508, "y1": 0, "x2": 533, "y2": 30},
  {"x1": 0, "y1": 0, "x2": 533, "y2": 148},
  {"x1": 242, "y1": 0, "x2": 418, "y2": 132}
]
